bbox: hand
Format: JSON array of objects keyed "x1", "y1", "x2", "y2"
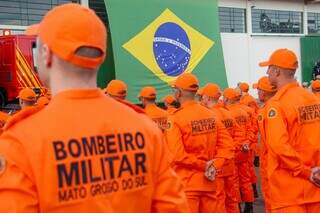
[
  {"x1": 310, "y1": 167, "x2": 320, "y2": 187},
  {"x1": 204, "y1": 160, "x2": 216, "y2": 181},
  {"x1": 241, "y1": 144, "x2": 250, "y2": 152}
]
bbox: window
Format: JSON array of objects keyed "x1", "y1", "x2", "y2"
[
  {"x1": 219, "y1": 7, "x2": 246, "y2": 33},
  {"x1": 252, "y1": 9, "x2": 303, "y2": 34},
  {"x1": 308, "y1": 13, "x2": 320, "y2": 35},
  {"x1": 89, "y1": 0, "x2": 108, "y2": 25},
  {"x1": 0, "y1": 0, "x2": 80, "y2": 26}
]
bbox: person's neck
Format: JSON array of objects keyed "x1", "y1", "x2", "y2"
[
  {"x1": 207, "y1": 100, "x2": 218, "y2": 108},
  {"x1": 179, "y1": 97, "x2": 194, "y2": 105},
  {"x1": 49, "y1": 69, "x2": 97, "y2": 96},
  {"x1": 276, "y1": 78, "x2": 296, "y2": 90}
]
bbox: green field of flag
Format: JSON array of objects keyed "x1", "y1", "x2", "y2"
[{"x1": 103, "y1": 0, "x2": 227, "y2": 102}]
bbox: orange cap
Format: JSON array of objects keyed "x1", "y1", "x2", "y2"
[
  {"x1": 163, "y1": 95, "x2": 176, "y2": 105},
  {"x1": 254, "y1": 76, "x2": 277, "y2": 93},
  {"x1": 240, "y1": 95, "x2": 256, "y2": 106},
  {"x1": 223, "y1": 88, "x2": 241, "y2": 100},
  {"x1": 202, "y1": 83, "x2": 221, "y2": 98},
  {"x1": 138, "y1": 86, "x2": 157, "y2": 99},
  {"x1": 259, "y1": 48, "x2": 298, "y2": 70},
  {"x1": 18, "y1": 88, "x2": 36, "y2": 101},
  {"x1": 173, "y1": 73, "x2": 199, "y2": 92},
  {"x1": 312, "y1": 80, "x2": 320, "y2": 90},
  {"x1": 105, "y1": 80, "x2": 128, "y2": 98},
  {"x1": 37, "y1": 96, "x2": 50, "y2": 106},
  {"x1": 26, "y1": 3, "x2": 106, "y2": 69},
  {"x1": 239, "y1": 83, "x2": 249, "y2": 92},
  {"x1": 25, "y1": 24, "x2": 39, "y2": 36}
]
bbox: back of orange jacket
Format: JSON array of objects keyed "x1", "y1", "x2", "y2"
[
  {"x1": 165, "y1": 100, "x2": 234, "y2": 191},
  {"x1": 225, "y1": 103, "x2": 251, "y2": 163},
  {"x1": 211, "y1": 105, "x2": 239, "y2": 177},
  {"x1": 264, "y1": 82, "x2": 320, "y2": 209},
  {"x1": 0, "y1": 89, "x2": 188, "y2": 213},
  {"x1": 144, "y1": 104, "x2": 169, "y2": 130}
]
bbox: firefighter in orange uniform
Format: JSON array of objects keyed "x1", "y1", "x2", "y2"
[
  {"x1": 163, "y1": 95, "x2": 178, "y2": 114},
  {"x1": 104, "y1": 79, "x2": 128, "y2": 100},
  {"x1": 311, "y1": 80, "x2": 320, "y2": 99},
  {"x1": 201, "y1": 83, "x2": 240, "y2": 213},
  {"x1": 165, "y1": 73, "x2": 234, "y2": 213},
  {"x1": 239, "y1": 93, "x2": 259, "y2": 199},
  {"x1": 138, "y1": 86, "x2": 169, "y2": 131},
  {"x1": 260, "y1": 48, "x2": 320, "y2": 213},
  {"x1": 0, "y1": 4, "x2": 189, "y2": 213},
  {"x1": 18, "y1": 88, "x2": 37, "y2": 109},
  {"x1": 223, "y1": 88, "x2": 255, "y2": 213},
  {"x1": 253, "y1": 76, "x2": 277, "y2": 213}
]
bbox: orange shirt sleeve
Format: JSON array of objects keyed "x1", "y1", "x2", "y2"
[
  {"x1": 151, "y1": 128, "x2": 189, "y2": 213},
  {"x1": 213, "y1": 118, "x2": 234, "y2": 170},
  {"x1": 0, "y1": 132, "x2": 38, "y2": 212},
  {"x1": 165, "y1": 118, "x2": 207, "y2": 171},
  {"x1": 264, "y1": 104, "x2": 311, "y2": 180}
]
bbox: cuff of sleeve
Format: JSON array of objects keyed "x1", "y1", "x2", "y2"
[{"x1": 212, "y1": 158, "x2": 225, "y2": 171}]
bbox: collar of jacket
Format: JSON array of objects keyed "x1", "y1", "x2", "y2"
[
  {"x1": 181, "y1": 100, "x2": 197, "y2": 108},
  {"x1": 272, "y1": 82, "x2": 299, "y2": 101},
  {"x1": 52, "y1": 89, "x2": 104, "y2": 100}
]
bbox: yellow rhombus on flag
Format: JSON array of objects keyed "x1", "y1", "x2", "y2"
[{"x1": 123, "y1": 9, "x2": 214, "y2": 85}]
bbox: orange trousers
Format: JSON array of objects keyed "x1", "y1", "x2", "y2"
[
  {"x1": 249, "y1": 152, "x2": 257, "y2": 184},
  {"x1": 186, "y1": 188, "x2": 223, "y2": 213},
  {"x1": 235, "y1": 162, "x2": 254, "y2": 202},
  {"x1": 271, "y1": 202, "x2": 320, "y2": 213},
  {"x1": 260, "y1": 166, "x2": 271, "y2": 213},
  {"x1": 216, "y1": 176, "x2": 240, "y2": 213}
]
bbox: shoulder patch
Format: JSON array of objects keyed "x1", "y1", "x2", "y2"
[
  {"x1": 0, "y1": 155, "x2": 6, "y2": 176},
  {"x1": 4, "y1": 106, "x2": 44, "y2": 130},
  {"x1": 267, "y1": 108, "x2": 277, "y2": 118}
]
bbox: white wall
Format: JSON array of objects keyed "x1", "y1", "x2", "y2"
[
  {"x1": 218, "y1": 0, "x2": 308, "y2": 96},
  {"x1": 221, "y1": 33, "x2": 250, "y2": 87}
]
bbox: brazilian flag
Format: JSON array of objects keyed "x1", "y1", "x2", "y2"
[{"x1": 104, "y1": 0, "x2": 227, "y2": 102}]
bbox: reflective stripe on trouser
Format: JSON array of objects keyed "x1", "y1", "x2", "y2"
[
  {"x1": 235, "y1": 162, "x2": 254, "y2": 202},
  {"x1": 271, "y1": 202, "x2": 320, "y2": 213}
]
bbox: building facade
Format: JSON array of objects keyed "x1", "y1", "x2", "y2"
[{"x1": 218, "y1": 0, "x2": 320, "y2": 93}]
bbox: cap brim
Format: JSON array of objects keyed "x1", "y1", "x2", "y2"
[
  {"x1": 259, "y1": 61, "x2": 270, "y2": 67},
  {"x1": 25, "y1": 24, "x2": 40, "y2": 36}
]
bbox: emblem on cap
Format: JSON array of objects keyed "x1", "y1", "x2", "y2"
[
  {"x1": 0, "y1": 155, "x2": 7, "y2": 176},
  {"x1": 268, "y1": 108, "x2": 277, "y2": 118}
]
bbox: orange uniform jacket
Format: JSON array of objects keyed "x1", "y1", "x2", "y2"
[
  {"x1": 314, "y1": 92, "x2": 320, "y2": 100},
  {"x1": 167, "y1": 106, "x2": 178, "y2": 115},
  {"x1": 257, "y1": 105, "x2": 271, "y2": 211},
  {"x1": 210, "y1": 104, "x2": 239, "y2": 177},
  {"x1": 165, "y1": 100, "x2": 234, "y2": 191},
  {"x1": 264, "y1": 82, "x2": 320, "y2": 209},
  {"x1": 0, "y1": 89, "x2": 188, "y2": 213},
  {"x1": 144, "y1": 104, "x2": 169, "y2": 130},
  {"x1": 225, "y1": 103, "x2": 252, "y2": 163}
]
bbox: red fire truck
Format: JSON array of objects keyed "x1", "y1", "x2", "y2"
[{"x1": 0, "y1": 33, "x2": 44, "y2": 107}]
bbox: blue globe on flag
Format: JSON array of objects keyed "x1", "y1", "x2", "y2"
[{"x1": 153, "y1": 22, "x2": 191, "y2": 77}]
